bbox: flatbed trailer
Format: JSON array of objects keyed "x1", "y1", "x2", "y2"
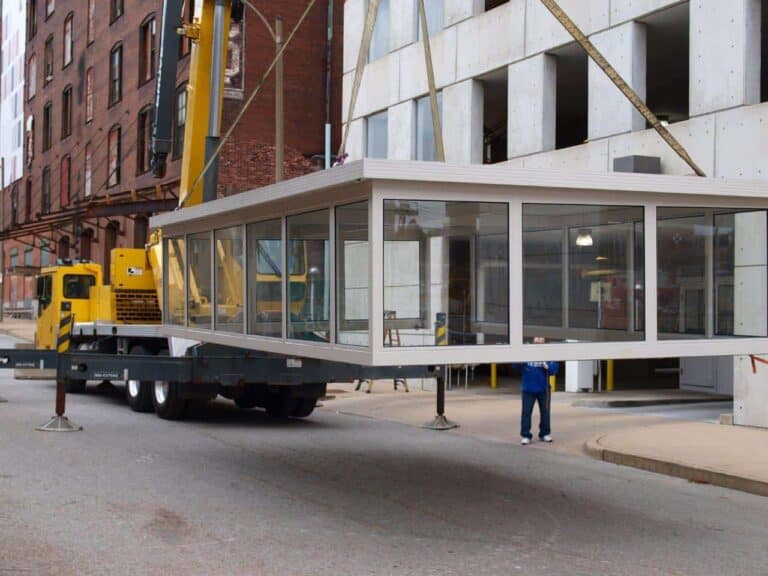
[{"x1": 0, "y1": 343, "x2": 432, "y2": 421}]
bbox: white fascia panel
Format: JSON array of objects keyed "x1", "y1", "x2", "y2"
[
  {"x1": 520, "y1": 140, "x2": 610, "y2": 173},
  {"x1": 397, "y1": 26, "x2": 457, "y2": 102},
  {"x1": 455, "y1": 0, "x2": 524, "y2": 82},
  {"x1": 609, "y1": 114, "x2": 716, "y2": 177},
  {"x1": 346, "y1": 52, "x2": 400, "y2": 122},
  {"x1": 525, "y1": 0, "x2": 610, "y2": 56}
]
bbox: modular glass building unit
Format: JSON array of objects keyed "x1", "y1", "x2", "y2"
[{"x1": 152, "y1": 160, "x2": 768, "y2": 366}]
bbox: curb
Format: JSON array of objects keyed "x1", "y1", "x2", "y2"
[
  {"x1": 573, "y1": 397, "x2": 730, "y2": 408},
  {"x1": 585, "y1": 436, "x2": 768, "y2": 498}
]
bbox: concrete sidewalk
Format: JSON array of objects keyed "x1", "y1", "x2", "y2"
[
  {"x1": 0, "y1": 318, "x2": 36, "y2": 342},
  {"x1": 321, "y1": 382, "x2": 768, "y2": 497}
]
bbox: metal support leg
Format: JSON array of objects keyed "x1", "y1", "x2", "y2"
[
  {"x1": 37, "y1": 379, "x2": 82, "y2": 432},
  {"x1": 423, "y1": 368, "x2": 458, "y2": 430}
]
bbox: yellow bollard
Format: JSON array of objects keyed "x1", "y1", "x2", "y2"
[
  {"x1": 549, "y1": 374, "x2": 556, "y2": 393},
  {"x1": 607, "y1": 359, "x2": 615, "y2": 392},
  {"x1": 490, "y1": 363, "x2": 497, "y2": 389}
]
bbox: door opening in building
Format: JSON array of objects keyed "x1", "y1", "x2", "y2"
[
  {"x1": 481, "y1": 67, "x2": 508, "y2": 164},
  {"x1": 551, "y1": 43, "x2": 588, "y2": 150},
  {"x1": 643, "y1": 2, "x2": 690, "y2": 124}
]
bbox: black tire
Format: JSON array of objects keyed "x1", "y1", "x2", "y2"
[
  {"x1": 125, "y1": 345, "x2": 154, "y2": 412},
  {"x1": 152, "y1": 349, "x2": 187, "y2": 420},
  {"x1": 234, "y1": 386, "x2": 259, "y2": 410},
  {"x1": 291, "y1": 397, "x2": 317, "y2": 418},
  {"x1": 265, "y1": 389, "x2": 294, "y2": 419},
  {"x1": 66, "y1": 378, "x2": 87, "y2": 394}
]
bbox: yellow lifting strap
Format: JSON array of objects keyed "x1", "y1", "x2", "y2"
[
  {"x1": 417, "y1": 0, "x2": 445, "y2": 162},
  {"x1": 538, "y1": 0, "x2": 706, "y2": 177}
]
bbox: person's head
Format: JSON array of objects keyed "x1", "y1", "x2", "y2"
[{"x1": 533, "y1": 336, "x2": 546, "y2": 344}]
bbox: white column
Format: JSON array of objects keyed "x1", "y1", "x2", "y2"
[
  {"x1": 566, "y1": 361, "x2": 594, "y2": 392},
  {"x1": 690, "y1": 0, "x2": 762, "y2": 116},
  {"x1": 508, "y1": 54, "x2": 556, "y2": 158},
  {"x1": 443, "y1": 79, "x2": 484, "y2": 164},
  {"x1": 346, "y1": 118, "x2": 366, "y2": 161},
  {"x1": 588, "y1": 21, "x2": 646, "y2": 140},
  {"x1": 388, "y1": 101, "x2": 414, "y2": 160}
]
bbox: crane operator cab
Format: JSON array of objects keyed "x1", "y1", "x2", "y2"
[{"x1": 35, "y1": 260, "x2": 101, "y2": 350}]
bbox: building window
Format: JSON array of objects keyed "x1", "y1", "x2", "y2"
[
  {"x1": 61, "y1": 85, "x2": 72, "y2": 139},
  {"x1": 139, "y1": 15, "x2": 157, "y2": 85},
  {"x1": 87, "y1": 0, "x2": 95, "y2": 45},
  {"x1": 482, "y1": 67, "x2": 508, "y2": 164},
  {"x1": 63, "y1": 13, "x2": 74, "y2": 68},
  {"x1": 25, "y1": 180, "x2": 32, "y2": 221},
  {"x1": 552, "y1": 43, "x2": 588, "y2": 150},
  {"x1": 415, "y1": 92, "x2": 442, "y2": 161},
  {"x1": 84, "y1": 143, "x2": 92, "y2": 197},
  {"x1": 336, "y1": 202, "x2": 370, "y2": 346},
  {"x1": 137, "y1": 107, "x2": 154, "y2": 174},
  {"x1": 173, "y1": 85, "x2": 187, "y2": 158},
  {"x1": 417, "y1": 0, "x2": 443, "y2": 40},
  {"x1": 27, "y1": 55, "x2": 37, "y2": 100},
  {"x1": 42, "y1": 101, "x2": 53, "y2": 151},
  {"x1": 27, "y1": 0, "x2": 37, "y2": 39},
  {"x1": 110, "y1": 0, "x2": 123, "y2": 23},
  {"x1": 44, "y1": 35, "x2": 54, "y2": 84},
  {"x1": 85, "y1": 67, "x2": 94, "y2": 122},
  {"x1": 365, "y1": 110, "x2": 388, "y2": 158},
  {"x1": 41, "y1": 167, "x2": 51, "y2": 214},
  {"x1": 179, "y1": 0, "x2": 196, "y2": 57},
  {"x1": 107, "y1": 125, "x2": 121, "y2": 188},
  {"x1": 45, "y1": 0, "x2": 54, "y2": 18},
  {"x1": 60, "y1": 155, "x2": 71, "y2": 206},
  {"x1": 11, "y1": 186, "x2": 19, "y2": 227},
  {"x1": 644, "y1": 3, "x2": 690, "y2": 125},
  {"x1": 368, "y1": 0, "x2": 389, "y2": 62},
  {"x1": 109, "y1": 43, "x2": 123, "y2": 106},
  {"x1": 10, "y1": 249, "x2": 18, "y2": 268},
  {"x1": 26, "y1": 116, "x2": 36, "y2": 165}
]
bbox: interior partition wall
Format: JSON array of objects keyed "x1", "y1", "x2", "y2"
[{"x1": 159, "y1": 177, "x2": 768, "y2": 365}]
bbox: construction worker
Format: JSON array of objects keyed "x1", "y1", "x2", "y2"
[{"x1": 516, "y1": 337, "x2": 559, "y2": 445}]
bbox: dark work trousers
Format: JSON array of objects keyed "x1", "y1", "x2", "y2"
[{"x1": 520, "y1": 389, "x2": 551, "y2": 439}]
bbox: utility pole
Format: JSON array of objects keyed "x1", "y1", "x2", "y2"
[{"x1": 275, "y1": 16, "x2": 284, "y2": 182}]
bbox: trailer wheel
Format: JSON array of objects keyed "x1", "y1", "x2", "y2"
[
  {"x1": 125, "y1": 345, "x2": 154, "y2": 412},
  {"x1": 152, "y1": 350, "x2": 186, "y2": 420},
  {"x1": 291, "y1": 398, "x2": 317, "y2": 418},
  {"x1": 66, "y1": 379, "x2": 87, "y2": 394},
  {"x1": 265, "y1": 389, "x2": 294, "y2": 419},
  {"x1": 234, "y1": 386, "x2": 259, "y2": 410}
]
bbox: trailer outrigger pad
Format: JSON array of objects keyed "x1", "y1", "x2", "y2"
[
  {"x1": 423, "y1": 414, "x2": 458, "y2": 431},
  {"x1": 37, "y1": 415, "x2": 82, "y2": 432}
]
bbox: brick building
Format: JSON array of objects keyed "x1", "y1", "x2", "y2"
[{"x1": 1, "y1": 0, "x2": 342, "y2": 306}]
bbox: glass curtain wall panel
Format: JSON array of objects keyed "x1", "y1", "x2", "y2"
[
  {"x1": 523, "y1": 204, "x2": 644, "y2": 342},
  {"x1": 658, "y1": 208, "x2": 768, "y2": 339},
  {"x1": 366, "y1": 110, "x2": 388, "y2": 159},
  {"x1": 247, "y1": 219, "x2": 283, "y2": 338},
  {"x1": 383, "y1": 200, "x2": 508, "y2": 346},
  {"x1": 214, "y1": 226, "x2": 244, "y2": 333},
  {"x1": 336, "y1": 202, "x2": 370, "y2": 346},
  {"x1": 287, "y1": 209, "x2": 330, "y2": 342},
  {"x1": 187, "y1": 232, "x2": 213, "y2": 329},
  {"x1": 164, "y1": 236, "x2": 186, "y2": 326}
]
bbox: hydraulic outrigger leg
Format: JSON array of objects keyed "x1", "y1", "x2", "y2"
[
  {"x1": 423, "y1": 367, "x2": 458, "y2": 430},
  {"x1": 37, "y1": 378, "x2": 82, "y2": 432}
]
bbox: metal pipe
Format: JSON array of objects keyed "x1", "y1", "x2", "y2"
[
  {"x1": 203, "y1": 0, "x2": 227, "y2": 203},
  {"x1": 324, "y1": 0, "x2": 333, "y2": 169},
  {"x1": 275, "y1": 16, "x2": 284, "y2": 183}
]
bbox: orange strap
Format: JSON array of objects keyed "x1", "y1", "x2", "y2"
[{"x1": 749, "y1": 355, "x2": 768, "y2": 374}]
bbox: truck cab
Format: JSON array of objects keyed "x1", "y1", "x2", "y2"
[{"x1": 35, "y1": 260, "x2": 102, "y2": 349}]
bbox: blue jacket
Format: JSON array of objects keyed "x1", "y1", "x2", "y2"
[{"x1": 515, "y1": 361, "x2": 560, "y2": 394}]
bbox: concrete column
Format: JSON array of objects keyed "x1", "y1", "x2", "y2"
[
  {"x1": 388, "y1": 100, "x2": 414, "y2": 160},
  {"x1": 690, "y1": 0, "x2": 762, "y2": 116},
  {"x1": 346, "y1": 118, "x2": 366, "y2": 161},
  {"x1": 508, "y1": 54, "x2": 556, "y2": 158},
  {"x1": 445, "y1": 0, "x2": 484, "y2": 27},
  {"x1": 443, "y1": 79, "x2": 484, "y2": 164},
  {"x1": 390, "y1": 0, "x2": 416, "y2": 51},
  {"x1": 566, "y1": 361, "x2": 594, "y2": 392},
  {"x1": 343, "y1": 0, "x2": 366, "y2": 74},
  {"x1": 589, "y1": 21, "x2": 646, "y2": 140}
]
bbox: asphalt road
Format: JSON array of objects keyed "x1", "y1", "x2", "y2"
[{"x1": 0, "y1": 344, "x2": 766, "y2": 575}]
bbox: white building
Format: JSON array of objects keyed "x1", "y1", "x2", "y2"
[
  {"x1": 342, "y1": 0, "x2": 768, "y2": 425},
  {"x1": 1, "y1": 0, "x2": 25, "y2": 188}
]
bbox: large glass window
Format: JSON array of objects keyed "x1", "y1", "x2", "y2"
[
  {"x1": 287, "y1": 210, "x2": 330, "y2": 342},
  {"x1": 214, "y1": 226, "x2": 244, "y2": 333},
  {"x1": 188, "y1": 232, "x2": 212, "y2": 329},
  {"x1": 657, "y1": 208, "x2": 768, "y2": 339},
  {"x1": 415, "y1": 92, "x2": 442, "y2": 161},
  {"x1": 109, "y1": 43, "x2": 123, "y2": 106},
  {"x1": 366, "y1": 110, "x2": 388, "y2": 159},
  {"x1": 63, "y1": 13, "x2": 73, "y2": 67},
  {"x1": 523, "y1": 204, "x2": 644, "y2": 343},
  {"x1": 417, "y1": 0, "x2": 443, "y2": 39},
  {"x1": 383, "y1": 200, "x2": 508, "y2": 346},
  {"x1": 368, "y1": 0, "x2": 389, "y2": 62},
  {"x1": 336, "y1": 202, "x2": 369, "y2": 346},
  {"x1": 247, "y1": 219, "x2": 283, "y2": 338},
  {"x1": 165, "y1": 237, "x2": 186, "y2": 326}
]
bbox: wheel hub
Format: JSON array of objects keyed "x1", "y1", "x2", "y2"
[{"x1": 155, "y1": 381, "x2": 169, "y2": 405}]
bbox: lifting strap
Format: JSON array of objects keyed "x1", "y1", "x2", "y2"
[
  {"x1": 538, "y1": 0, "x2": 706, "y2": 177},
  {"x1": 417, "y1": 0, "x2": 445, "y2": 162}
]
